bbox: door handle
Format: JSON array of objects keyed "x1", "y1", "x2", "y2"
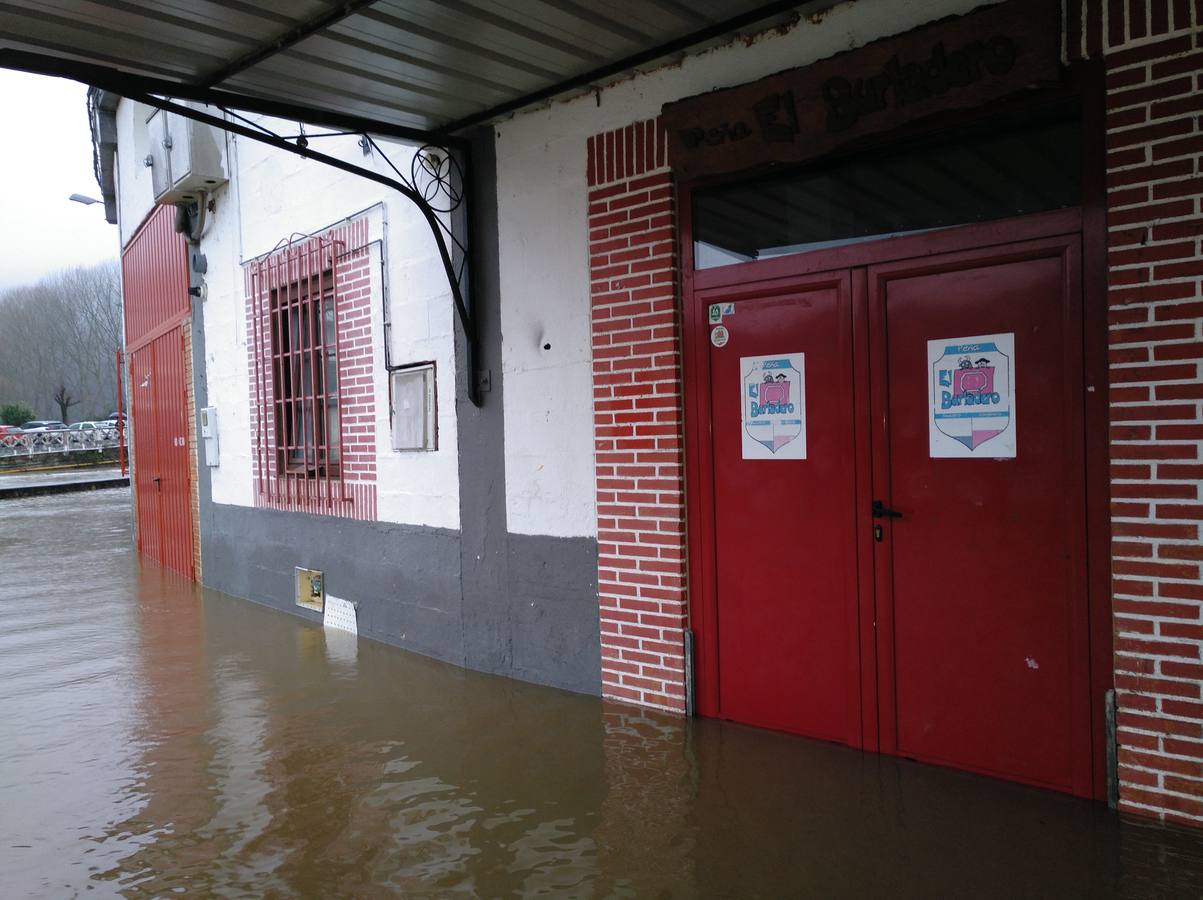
[{"x1": 872, "y1": 500, "x2": 902, "y2": 519}]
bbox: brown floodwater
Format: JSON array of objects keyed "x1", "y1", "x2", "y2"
[{"x1": 3, "y1": 488, "x2": 1203, "y2": 898}]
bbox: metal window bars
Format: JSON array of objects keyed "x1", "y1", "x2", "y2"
[{"x1": 251, "y1": 235, "x2": 347, "y2": 508}]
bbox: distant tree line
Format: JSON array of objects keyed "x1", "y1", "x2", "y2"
[{"x1": 0, "y1": 261, "x2": 122, "y2": 424}]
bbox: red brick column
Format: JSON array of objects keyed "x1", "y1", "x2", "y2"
[
  {"x1": 587, "y1": 119, "x2": 688, "y2": 712},
  {"x1": 1074, "y1": 0, "x2": 1203, "y2": 824}
]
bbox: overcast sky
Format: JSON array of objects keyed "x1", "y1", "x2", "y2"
[{"x1": 0, "y1": 70, "x2": 120, "y2": 291}]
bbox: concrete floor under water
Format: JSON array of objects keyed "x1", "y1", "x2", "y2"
[{"x1": 3, "y1": 489, "x2": 1203, "y2": 898}]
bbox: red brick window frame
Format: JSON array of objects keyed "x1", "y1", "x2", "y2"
[{"x1": 245, "y1": 218, "x2": 377, "y2": 520}]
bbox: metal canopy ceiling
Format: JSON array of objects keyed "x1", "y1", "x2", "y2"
[{"x1": 0, "y1": 0, "x2": 815, "y2": 140}]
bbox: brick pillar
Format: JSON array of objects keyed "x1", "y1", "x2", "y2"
[
  {"x1": 1073, "y1": 0, "x2": 1203, "y2": 825},
  {"x1": 587, "y1": 119, "x2": 688, "y2": 712}
]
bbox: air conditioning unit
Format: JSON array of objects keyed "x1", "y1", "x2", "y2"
[{"x1": 146, "y1": 107, "x2": 228, "y2": 204}]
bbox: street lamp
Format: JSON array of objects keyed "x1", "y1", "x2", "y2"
[{"x1": 69, "y1": 193, "x2": 102, "y2": 205}]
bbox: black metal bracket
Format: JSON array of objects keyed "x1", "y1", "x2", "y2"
[{"x1": 123, "y1": 94, "x2": 483, "y2": 407}]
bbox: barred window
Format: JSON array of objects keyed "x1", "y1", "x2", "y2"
[
  {"x1": 251, "y1": 235, "x2": 347, "y2": 505},
  {"x1": 270, "y1": 271, "x2": 340, "y2": 476}
]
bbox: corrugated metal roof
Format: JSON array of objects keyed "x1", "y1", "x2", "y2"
[{"x1": 0, "y1": 0, "x2": 817, "y2": 137}]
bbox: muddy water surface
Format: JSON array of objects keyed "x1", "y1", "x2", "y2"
[{"x1": 3, "y1": 489, "x2": 1203, "y2": 898}]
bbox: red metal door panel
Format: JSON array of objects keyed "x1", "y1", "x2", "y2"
[
  {"x1": 156, "y1": 328, "x2": 193, "y2": 580},
  {"x1": 706, "y1": 272, "x2": 862, "y2": 745},
  {"x1": 129, "y1": 326, "x2": 194, "y2": 580},
  {"x1": 869, "y1": 236, "x2": 1091, "y2": 795},
  {"x1": 129, "y1": 342, "x2": 161, "y2": 564},
  {"x1": 121, "y1": 205, "x2": 191, "y2": 348}
]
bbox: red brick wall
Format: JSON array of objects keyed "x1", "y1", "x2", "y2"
[
  {"x1": 1071, "y1": 0, "x2": 1203, "y2": 826},
  {"x1": 587, "y1": 119, "x2": 688, "y2": 712},
  {"x1": 244, "y1": 216, "x2": 377, "y2": 521}
]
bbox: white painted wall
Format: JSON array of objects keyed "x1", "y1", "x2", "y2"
[
  {"x1": 112, "y1": 0, "x2": 1001, "y2": 540},
  {"x1": 113, "y1": 101, "x2": 157, "y2": 247},
  {"x1": 113, "y1": 105, "x2": 461, "y2": 529},
  {"x1": 494, "y1": 0, "x2": 1001, "y2": 538}
]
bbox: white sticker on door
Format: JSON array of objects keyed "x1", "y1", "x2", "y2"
[
  {"x1": 741, "y1": 354, "x2": 806, "y2": 460},
  {"x1": 927, "y1": 332, "x2": 1016, "y2": 458}
]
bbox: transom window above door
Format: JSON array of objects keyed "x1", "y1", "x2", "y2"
[{"x1": 693, "y1": 116, "x2": 1081, "y2": 270}]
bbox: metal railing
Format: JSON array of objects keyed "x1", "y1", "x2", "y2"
[{"x1": 0, "y1": 426, "x2": 123, "y2": 457}]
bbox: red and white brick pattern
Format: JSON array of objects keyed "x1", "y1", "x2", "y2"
[
  {"x1": 588, "y1": 119, "x2": 688, "y2": 712},
  {"x1": 244, "y1": 216, "x2": 377, "y2": 521},
  {"x1": 1073, "y1": 0, "x2": 1203, "y2": 825}
]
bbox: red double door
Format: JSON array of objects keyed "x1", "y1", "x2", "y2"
[
  {"x1": 691, "y1": 217, "x2": 1095, "y2": 797},
  {"x1": 128, "y1": 326, "x2": 195, "y2": 580}
]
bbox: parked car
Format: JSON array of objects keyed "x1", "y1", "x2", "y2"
[
  {"x1": 65, "y1": 421, "x2": 112, "y2": 445},
  {"x1": 0, "y1": 423, "x2": 22, "y2": 437},
  {"x1": 17, "y1": 421, "x2": 67, "y2": 448}
]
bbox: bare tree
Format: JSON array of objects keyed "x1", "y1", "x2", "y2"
[
  {"x1": 52, "y1": 384, "x2": 80, "y2": 423},
  {"x1": 0, "y1": 260, "x2": 122, "y2": 421}
]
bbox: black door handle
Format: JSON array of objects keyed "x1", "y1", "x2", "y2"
[{"x1": 872, "y1": 500, "x2": 902, "y2": 519}]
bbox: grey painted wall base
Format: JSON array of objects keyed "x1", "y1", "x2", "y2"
[
  {"x1": 201, "y1": 501, "x2": 601, "y2": 695},
  {"x1": 189, "y1": 126, "x2": 602, "y2": 698}
]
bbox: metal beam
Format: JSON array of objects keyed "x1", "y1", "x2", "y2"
[
  {"x1": 0, "y1": 47, "x2": 454, "y2": 146},
  {"x1": 433, "y1": 0, "x2": 816, "y2": 136},
  {"x1": 197, "y1": 0, "x2": 383, "y2": 89},
  {"x1": 117, "y1": 91, "x2": 482, "y2": 407}
]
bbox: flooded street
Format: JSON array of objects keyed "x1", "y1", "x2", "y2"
[{"x1": 2, "y1": 490, "x2": 1203, "y2": 898}]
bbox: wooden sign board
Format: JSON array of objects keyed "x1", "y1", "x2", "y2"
[{"x1": 662, "y1": 0, "x2": 1062, "y2": 182}]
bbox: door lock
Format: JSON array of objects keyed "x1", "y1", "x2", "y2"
[{"x1": 872, "y1": 499, "x2": 903, "y2": 519}]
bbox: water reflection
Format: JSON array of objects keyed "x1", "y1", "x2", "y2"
[{"x1": 3, "y1": 489, "x2": 1203, "y2": 897}]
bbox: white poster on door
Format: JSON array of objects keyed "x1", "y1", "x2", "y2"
[
  {"x1": 741, "y1": 353, "x2": 806, "y2": 460},
  {"x1": 927, "y1": 332, "x2": 1016, "y2": 458}
]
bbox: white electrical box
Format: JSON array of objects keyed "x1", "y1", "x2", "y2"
[
  {"x1": 390, "y1": 364, "x2": 437, "y2": 451},
  {"x1": 147, "y1": 108, "x2": 228, "y2": 204},
  {"x1": 200, "y1": 406, "x2": 219, "y2": 466}
]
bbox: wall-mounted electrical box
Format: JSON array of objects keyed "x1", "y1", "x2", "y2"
[
  {"x1": 146, "y1": 107, "x2": 228, "y2": 205},
  {"x1": 295, "y1": 567, "x2": 325, "y2": 612},
  {"x1": 199, "y1": 405, "x2": 219, "y2": 467},
  {"x1": 390, "y1": 363, "x2": 437, "y2": 451}
]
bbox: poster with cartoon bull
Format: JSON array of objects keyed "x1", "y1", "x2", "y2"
[
  {"x1": 741, "y1": 353, "x2": 806, "y2": 460},
  {"x1": 927, "y1": 332, "x2": 1016, "y2": 459}
]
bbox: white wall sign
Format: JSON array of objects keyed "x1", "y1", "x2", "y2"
[
  {"x1": 927, "y1": 332, "x2": 1016, "y2": 459},
  {"x1": 741, "y1": 353, "x2": 806, "y2": 460}
]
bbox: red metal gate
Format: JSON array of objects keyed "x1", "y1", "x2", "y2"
[
  {"x1": 121, "y1": 206, "x2": 195, "y2": 580},
  {"x1": 128, "y1": 328, "x2": 194, "y2": 578}
]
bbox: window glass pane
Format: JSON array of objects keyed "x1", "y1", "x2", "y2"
[
  {"x1": 693, "y1": 117, "x2": 1081, "y2": 269},
  {"x1": 326, "y1": 399, "x2": 341, "y2": 465}
]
